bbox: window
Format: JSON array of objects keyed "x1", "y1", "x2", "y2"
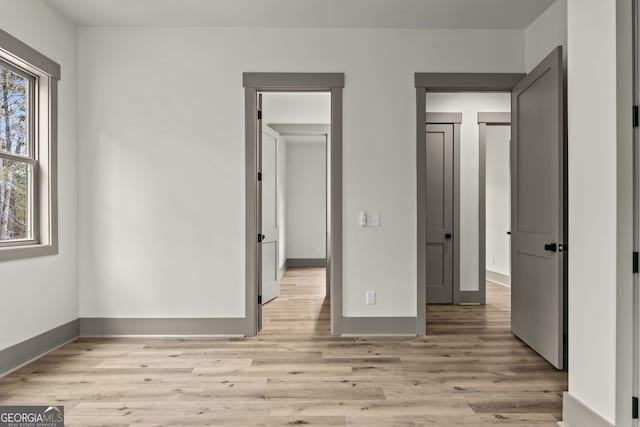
[
  {"x1": 0, "y1": 29, "x2": 60, "y2": 261},
  {"x1": 0, "y1": 60, "x2": 35, "y2": 244}
]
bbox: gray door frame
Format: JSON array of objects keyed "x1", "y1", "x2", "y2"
[
  {"x1": 632, "y1": 0, "x2": 640, "y2": 423},
  {"x1": 478, "y1": 112, "x2": 511, "y2": 305},
  {"x1": 415, "y1": 73, "x2": 524, "y2": 335},
  {"x1": 243, "y1": 73, "x2": 344, "y2": 337},
  {"x1": 425, "y1": 113, "x2": 461, "y2": 305}
]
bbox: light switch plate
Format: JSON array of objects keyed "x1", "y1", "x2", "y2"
[
  {"x1": 367, "y1": 212, "x2": 380, "y2": 227},
  {"x1": 366, "y1": 290, "x2": 376, "y2": 305}
]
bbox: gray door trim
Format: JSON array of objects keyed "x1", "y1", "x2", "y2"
[
  {"x1": 478, "y1": 112, "x2": 511, "y2": 306},
  {"x1": 425, "y1": 112, "x2": 462, "y2": 124},
  {"x1": 415, "y1": 73, "x2": 525, "y2": 336},
  {"x1": 243, "y1": 73, "x2": 344, "y2": 337},
  {"x1": 625, "y1": 0, "x2": 637, "y2": 423},
  {"x1": 243, "y1": 73, "x2": 344, "y2": 90},
  {"x1": 415, "y1": 73, "x2": 525, "y2": 92},
  {"x1": 478, "y1": 112, "x2": 511, "y2": 125}
]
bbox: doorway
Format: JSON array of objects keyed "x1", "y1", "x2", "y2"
[
  {"x1": 416, "y1": 46, "x2": 567, "y2": 369},
  {"x1": 243, "y1": 73, "x2": 344, "y2": 337},
  {"x1": 479, "y1": 112, "x2": 512, "y2": 304}
]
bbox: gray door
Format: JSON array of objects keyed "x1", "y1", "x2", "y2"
[
  {"x1": 261, "y1": 131, "x2": 280, "y2": 304},
  {"x1": 511, "y1": 46, "x2": 565, "y2": 369},
  {"x1": 425, "y1": 124, "x2": 454, "y2": 304},
  {"x1": 256, "y1": 93, "x2": 263, "y2": 332}
]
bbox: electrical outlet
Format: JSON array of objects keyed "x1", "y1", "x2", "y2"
[{"x1": 366, "y1": 290, "x2": 376, "y2": 305}]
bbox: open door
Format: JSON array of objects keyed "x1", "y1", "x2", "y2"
[
  {"x1": 261, "y1": 130, "x2": 280, "y2": 304},
  {"x1": 511, "y1": 46, "x2": 565, "y2": 369},
  {"x1": 256, "y1": 93, "x2": 263, "y2": 332}
]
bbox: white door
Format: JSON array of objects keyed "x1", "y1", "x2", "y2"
[
  {"x1": 511, "y1": 46, "x2": 565, "y2": 369},
  {"x1": 261, "y1": 131, "x2": 280, "y2": 304}
]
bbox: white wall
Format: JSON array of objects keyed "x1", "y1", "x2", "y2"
[
  {"x1": 567, "y1": 0, "x2": 617, "y2": 423},
  {"x1": 0, "y1": 1, "x2": 78, "y2": 350},
  {"x1": 525, "y1": 0, "x2": 567, "y2": 73},
  {"x1": 485, "y1": 125, "x2": 510, "y2": 280},
  {"x1": 426, "y1": 93, "x2": 511, "y2": 292},
  {"x1": 262, "y1": 92, "x2": 331, "y2": 124},
  {"x1": 286, "y1": 137, "x2": 326, "y2": 260},
  {"x1": 77, "y1": 27, "x2": 523, "y2": 319}
]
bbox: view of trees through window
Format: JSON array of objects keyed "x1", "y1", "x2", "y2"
[{"x1": 0, "y1": 62, "x2": 31, "y2": 242}]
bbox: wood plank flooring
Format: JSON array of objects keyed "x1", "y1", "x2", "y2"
[{"x1": 0, "y1": 267, "x2": 567, "y2": 426}]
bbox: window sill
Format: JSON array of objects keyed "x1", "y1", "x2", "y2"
[{"x1": 0, "y1": 242, "x2": 58, "y2": 262}]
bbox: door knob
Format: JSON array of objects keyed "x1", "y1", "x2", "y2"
[
  {"x1": 544, "y1": 243, "x2": 557, "y2": 252},
  {"x1": 445, "y1": 233, "x2": 452, "y2": 239},
  {"x1": 506, "y1": 231, "x2": 511, "y2": 235}
]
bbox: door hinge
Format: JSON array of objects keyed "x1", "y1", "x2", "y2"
[
  {"x1": 633, "y1": 396, "x2": 638, "y2": 419},
  {"x1": 257, "y1": 110, "x2": 262, "y2": 120},
  {"x1": 634, "y1": 252, "x2": 639, "y2": 274},
  {"x1": 634, "y1": 106, "x2": 639, "y2": 128},
  {"x1": 257, "y1": 172, "x2": 262, "y2": 181},
  {"x1": 257, "y1": 233, "x2": 263, "y2": 243},
  {"x1": 258, "y1": 295, "x2": 262, "y2": 304}
]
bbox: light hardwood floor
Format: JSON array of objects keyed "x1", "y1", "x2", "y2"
[{"x1": 0, "y1": 268, "x2": 567, "y2": 426}]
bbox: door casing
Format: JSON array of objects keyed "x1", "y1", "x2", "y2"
[
  {"x1": 633, "y1": 0, "x2": 640, "y2": 423},
  {"x1": 243, "y1": 73, "x2": 344, "y2": 337},
  {"x1": 415, "y1": 73, "x2": 525, "y2": 336}
]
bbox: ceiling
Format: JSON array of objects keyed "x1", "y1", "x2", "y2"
[{"x1": 44, "y1": 0, "x2": 556, "y2": 29}]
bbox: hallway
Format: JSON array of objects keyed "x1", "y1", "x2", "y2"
[{"x1": 262, "y1": 267, "x2": 330, "y2": 335}]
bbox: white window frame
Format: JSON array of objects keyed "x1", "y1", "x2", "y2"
[{"x1": 0, "y1": 29, "x2": 59, "y2": 261}]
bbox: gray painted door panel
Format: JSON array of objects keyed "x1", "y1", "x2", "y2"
[
  {"x1": 425, "y1": 124, "x2": 454, "y2": 304},
  {"x1": 511, "y1": 46, "x2": 564, "y2": 369},
  {"x1": 261, "y1": 132, "x2": 280, "y2": 304}
]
